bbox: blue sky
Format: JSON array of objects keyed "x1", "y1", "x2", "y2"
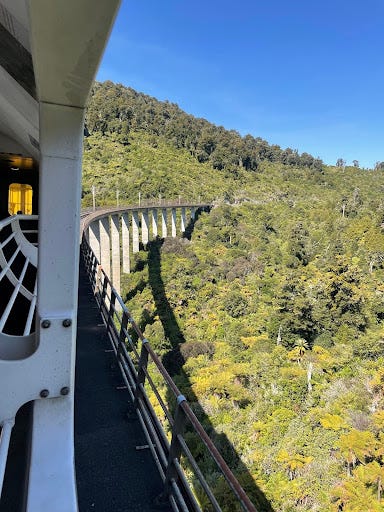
[{"x1": 97, "y1": 0, "x2": 384, "y2": 169}]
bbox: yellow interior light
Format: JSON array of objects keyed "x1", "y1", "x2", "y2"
[{"x1": 8, "y1": 183, "x2": 33, "y2": 215}]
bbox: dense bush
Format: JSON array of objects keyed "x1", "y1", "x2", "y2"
[{"x1": 83, "y1": 81, "x2": 384, "y2": 511}]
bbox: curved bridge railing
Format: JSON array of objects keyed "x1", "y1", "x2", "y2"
[
  {"x1": 0, "y1": 214, "x2": 38, "y2": 349},
  {"x1": 0, "y1": 214, "x2": 38, "y2": 497},
  {"x1": 81, "y1": 214, "x2": 256, "y2": 512}
]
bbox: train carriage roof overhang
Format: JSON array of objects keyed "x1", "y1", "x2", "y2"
[{"x1": 0, "y1": 0, "x2": 121, "y2": 160}]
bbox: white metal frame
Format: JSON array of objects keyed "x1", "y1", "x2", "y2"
[{"x1": 0, "y1": 0, "x2": 122, "y2": 509}]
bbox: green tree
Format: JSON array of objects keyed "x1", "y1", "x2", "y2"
[{"x1": 337, "y1": 429, "x2": 376, "y2": 475}]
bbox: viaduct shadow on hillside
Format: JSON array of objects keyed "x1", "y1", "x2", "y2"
[{"x1": 126, "y1": 209, "x2": 274, "y2": 512}]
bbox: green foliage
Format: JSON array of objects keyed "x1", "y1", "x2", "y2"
[
  {"x1": 84, "y1": 79, "x2": 384, "y2": 511},
  {"x1": 86, "y1": 81, "x2": 324, "y2": 175}
]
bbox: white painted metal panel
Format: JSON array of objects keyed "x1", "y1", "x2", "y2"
[{"x1": 29, "y1": 0, "x2": 121, "y2": 108}]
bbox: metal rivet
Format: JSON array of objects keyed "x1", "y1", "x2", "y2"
[
  {"x1": 62, "y1": 319, "x2": 72, "y2": 328},
  {"x1": 40, "y1": 389, "x2": 49, "y2": 398},
  {"x1": 41, "y1": 320, "x2": 51, "y2": 328},
  {"x1": 60, "y1": 386, "x2": 70, "y2": 396}
]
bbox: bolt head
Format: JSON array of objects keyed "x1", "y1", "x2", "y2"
[
  {"x1": 62, "y1": 319, "x2": 72, "y2": 328},
  {"x1": 60, "y1": 386, "x2": 70, "y2": 396},
  {"x1": 40, "y1": 389, "x2": 49, "y2": 398},
  {"x1": 41, "y1": 319, "x2": 51, "y2": 328}
]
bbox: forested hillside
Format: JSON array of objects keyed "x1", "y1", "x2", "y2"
[
  {"x1": 85, "y1": 81, "x2": 322, "y2": 173},
  {"x1": 83, "y1": 81, "x2": 384, "y2": 511}
]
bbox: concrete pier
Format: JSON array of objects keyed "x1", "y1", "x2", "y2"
[
  {"x1": 121, "y1": 213, "x2": 130, "y2": 274},
  {"x1": 141, "y1": 210, "x2": 149, "y2": 247},
  {"x1": 171, "y1": 208, "x2": 177, "y2": 238},
  {"x1": 132, "y1": 211, "x2": 140, "y2": 253},
  {"x1": 99, "y1": 217, "x2": 111, "y2": 277},
  {"x1": 89, "y1": 221, "x2": 100, "y2": 263},
  {"x1": 180, "y1": 207, "x2": 186, "y2": 233},
  {"x1": 151, "y1": 209, "x2": 158, "y2": 238},
  {"x1": 161, "y1": 209, "x2": 167, "y2": 238},
  {"x1": 111, "y1": 215, "x2": 120, "y2": 295},
  {"x1": 84, "y1": 202, "x2": 209, "y2": 285}
]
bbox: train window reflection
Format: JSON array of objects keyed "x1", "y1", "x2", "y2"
[{"x1": 8, "y1": 183, "x2": 33, "y2": 215}]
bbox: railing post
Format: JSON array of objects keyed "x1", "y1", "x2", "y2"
[
  {"x1": 107, "y1": 291, "x2": 116, "y2": 331},
  {"x1": 116, "y1": 311, "x2": 130, "y2": 387},
  {"x1": 86, "y1": 244, "x2": 93, "y2": 276},
  {"x1": 133, "y1": 339, "x2": 149, "y2": 408},
  {"x1": 95, "y1": 264, "x2": 102, "y2": 297},
  {"x1": 91, "y1": 253, "x2": 98, "y2": 281},
  {"x1": 119, "y1": 311, "x2": 128, "y2": 347},
  {"x1": 162, "y1": 395, "x2": 187, "y2": 495},
  {"x1": 100, "y1": 274, "x2": 108, "y2": 318},
  {"x1": 81, "y1": 239, "x2": 87, "y2": 268}
]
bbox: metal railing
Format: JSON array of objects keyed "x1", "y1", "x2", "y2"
[
  {"x1": 0, "y1": 214, "x2": 38, "y2": 499},
  {"x1": 0, "y1": 215, "x2": 38, "y2": 338},
  {"x1": 81, "y1": 235, "x2": 257, "y2": 512}
]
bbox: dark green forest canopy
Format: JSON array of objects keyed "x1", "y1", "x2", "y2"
[
  {"x1": 83, "y1": 80, "x2": 384, "y2": 512},
  {"x1": 85, "y1": 80, "x2": 323, "y2": 172}
]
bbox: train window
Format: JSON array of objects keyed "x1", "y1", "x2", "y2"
[{"x1": 8, "y1": 183, "x2": 33, "y2": 215}]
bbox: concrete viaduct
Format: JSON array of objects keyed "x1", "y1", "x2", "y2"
[{"x1": 82, "y1": 203, "x2": 211, "y2": 296}]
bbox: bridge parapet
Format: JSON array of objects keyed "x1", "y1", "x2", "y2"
[
  {"x1": 0, "y1": 215, "x2": 38, "y2": 495},
  {"x1": 0, "y1": 215, "x2": 38, "y2": 338}
]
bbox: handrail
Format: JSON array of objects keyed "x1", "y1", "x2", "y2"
[{"x1": 81, "y1": 235, "x2": 257, "y2": 512}]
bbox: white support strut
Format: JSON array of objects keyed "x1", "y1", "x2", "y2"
[{"x1": 28, "y1": 102, "x2": 84, "y2": 512}]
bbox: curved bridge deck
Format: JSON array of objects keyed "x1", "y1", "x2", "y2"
[{"x1": 75, "y1": 255, "x2": 171, "y2": 512}]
